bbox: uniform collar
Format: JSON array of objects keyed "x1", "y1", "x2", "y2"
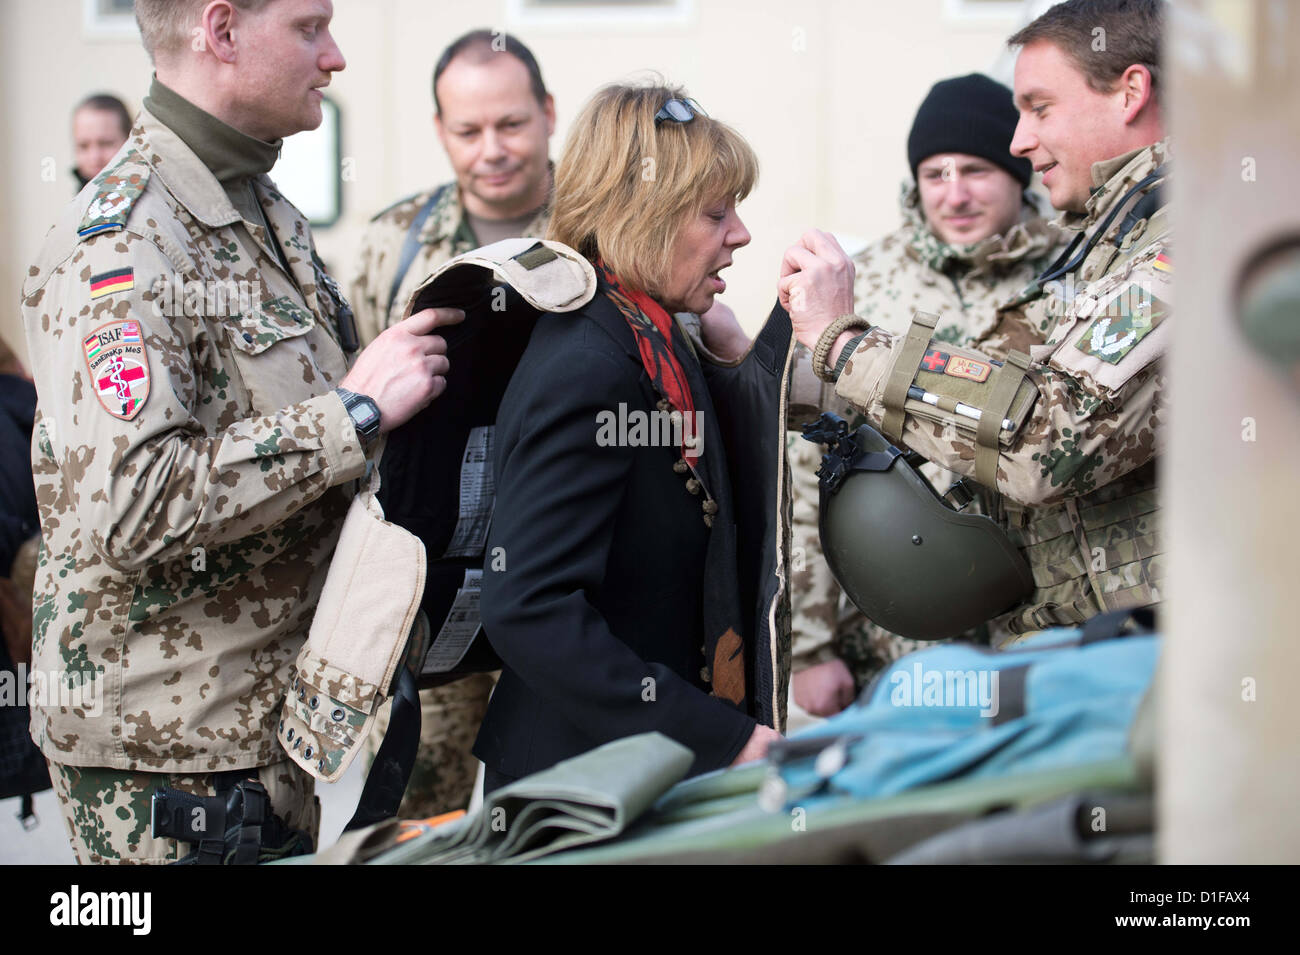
[
  {"x1": 137, "y1": 77, "x2": 285, "y2": 230},
  {"x1": 135, "y1": 106, "x2": 244, "y2": 229},
  {"x1": 143, "y1": 77, "x2": 282, "y2": 183},
  {"x1": 1060, "y1": 138, "x2": 1171, "y2": 234},
  {"x1": 419, "y1": 163, "x2": 554, "y2": 247}
]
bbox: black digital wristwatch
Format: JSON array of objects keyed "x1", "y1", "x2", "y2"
[{"x1": 335, "y1": 387, "x2": 381, "y2": 451}]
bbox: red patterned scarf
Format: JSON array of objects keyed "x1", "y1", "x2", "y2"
[{"x1": 597, "y1": 262, "x2": 701, "y2": 467}]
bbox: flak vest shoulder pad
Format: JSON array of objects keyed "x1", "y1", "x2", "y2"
[{"x1": 401, "y1": 237, "x2": 597, "y2": 319}]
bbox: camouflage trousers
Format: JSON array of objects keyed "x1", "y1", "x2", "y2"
[
  {"x1": 364, "y1": 671, "x2": 496, "y2": 819},
  {"x1": 47, "y1": 758, "x2": 318, "y2": 865}
]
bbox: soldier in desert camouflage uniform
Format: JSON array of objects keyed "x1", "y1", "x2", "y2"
[
  {"x1": 22, "y1": 0, "x2": 459, "y2": 864},
  {"x1": 783, "y1": 0, "x2": 1170, "y2": 657},
  {"x1": 350, "y1": 30, "x2": 554, "y2": 820},
  {"x1": 788, "y1": 74, "x2": 1065, "y2": 711}
]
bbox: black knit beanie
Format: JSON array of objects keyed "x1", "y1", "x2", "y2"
[{"x1": 907, "y1": 73, "x2": 1032, "y2": 188}]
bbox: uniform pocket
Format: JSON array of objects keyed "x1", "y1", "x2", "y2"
[
  {"x1": 227, "y1": 295, "x2": 316, "y2": 355},
  {"x1": 223, "y1": 296, "x2": 322, "y2": 415}
]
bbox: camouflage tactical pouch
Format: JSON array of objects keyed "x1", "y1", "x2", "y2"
[{"x1": 881, "y1": 310, "x2": 1039, "y2": 487}]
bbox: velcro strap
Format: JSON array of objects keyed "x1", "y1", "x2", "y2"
[
  {"x1": 513, "y1": 243, "x2": 558, "y2": 270},
  {"x1": 882, "y1": 311, "x2": 939, "y2": 443},
  {"x1": 975, "y1": 350, "x2": 1030, "y2": 489}
]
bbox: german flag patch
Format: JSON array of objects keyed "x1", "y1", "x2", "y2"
[{"x1": 89, "y1": 267, "x2": 134, "y2": 299}]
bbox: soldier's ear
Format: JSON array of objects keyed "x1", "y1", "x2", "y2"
[
  {"x1": 543, "y1": 94, "x2": 556, "y2": 138},
  {"x1": 1118, "y1": 64, "x2": 1154, "y2": 126},
  {"x1": 202, "y1": 1, "x2": 239, "y2": 64}
]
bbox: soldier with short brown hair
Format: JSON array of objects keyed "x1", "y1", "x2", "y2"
[{"x1": 782, "y1": 0, "x2": 1170, "y2": 660}]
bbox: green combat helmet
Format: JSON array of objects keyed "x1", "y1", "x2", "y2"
[{"x1": 803, "y1": 413, "x2": 1033, "y2": 641}]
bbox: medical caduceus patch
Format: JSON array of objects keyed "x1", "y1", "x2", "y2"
[{"x1": 83, "y1": 319, "x2": 150, "y2": 420}]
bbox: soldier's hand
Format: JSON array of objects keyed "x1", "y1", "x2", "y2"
[
  {"x1": 778, "y1": 229, "x2": 856, "y2": 351},
  {"x1": 340, "y1": 307, "x2": 465, "y2": 432},
  {"x1": 792, "y1": 658, "x2": 856, "y2": 717},
  {"x1": 730, "y1": 723, "x2": 783, "y2": 767}
]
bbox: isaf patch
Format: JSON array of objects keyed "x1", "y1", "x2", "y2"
[
  {"x1": 1074, "y1": 280, "x2": 1169, "y2": 365},
  {"x1": 83, "y1": 320, "x2": 150, "y2": 420},
  {"x1": 89, "y1": 267, "x2": 134, "y2": 298}
]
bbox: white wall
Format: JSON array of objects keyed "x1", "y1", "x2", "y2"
[{"x1": 1, "y1": 0, "x2": 1027, "y2": 364}]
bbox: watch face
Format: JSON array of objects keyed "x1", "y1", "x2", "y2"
[{"x1": 350, "y1": 402, "x2": 379, "y2": 430}]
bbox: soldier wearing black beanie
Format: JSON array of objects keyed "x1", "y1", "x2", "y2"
[{"x1": 907, "y1": 73, "x2": 1033, "y2": 188}]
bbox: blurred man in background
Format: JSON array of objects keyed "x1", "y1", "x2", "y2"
[{"x1": 71, "y1": 93, "x2": 133, "y2": 189}]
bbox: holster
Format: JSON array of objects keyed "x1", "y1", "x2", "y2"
[{"x1": 151, "y1": 775, "x2": 312, "y2": 865}]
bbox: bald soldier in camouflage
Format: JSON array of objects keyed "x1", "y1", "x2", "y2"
[
  {"x1": 788, "y1": 74, "x2": 1064, "y2": 711},
  {"x1": 22, "y1": 0, "x2": 460, "y2": 864},
  {"x1": 782, "y1": 0, "x2": 1170, "y2": 655},
  {"x1": 350, "y1": 30, "x2": 554, "y2": 820}
]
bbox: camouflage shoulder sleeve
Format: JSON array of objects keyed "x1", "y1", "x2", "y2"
[
  {"x1": 22, "y1": 231, "x2": 366, "y2": 570},
  {"x1": 350, "y1": 190, "x2": 441, "y2": 348},
  {"x1": 832, "y1": 249, "x2": 1170, "y2": 506},
  {"x1": 348, "y1": 218, "x2": 390, "y2": 349},
  {"x1": 76, "y1": 153, "x2": 151, "y2": 240}
]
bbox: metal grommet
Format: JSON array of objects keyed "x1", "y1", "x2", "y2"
[
  {"x1": 911, "y1": 535, "x2": 923, "y2": 545},
  {"x1": 304, "y1": 746, "x2": 313, "y2": 759},
  {"x1": 293, "y1": 736, "x2": 303, "y2": 750},
  {"x1": 285, "y1": 727, "x2": 295, "y2": 741},
  {"x1": 318, "y1": 760, "x2": 326, "y2": 773},
  {"x1": 331, "y1": 707, "x2": 346, "y2": 722},
  {"x1": 309, "y1": 696, "x2": 319, "y2": 710}
]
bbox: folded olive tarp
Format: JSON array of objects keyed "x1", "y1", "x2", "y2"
[
  {"x1": 540, "y1": 757, "x2": 1142, "y2": 865},
  {"x1": 307, "y1": 732, "x2": 693, "y2": 865}
]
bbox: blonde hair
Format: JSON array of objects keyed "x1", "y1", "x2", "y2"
[
  {"x1": 548, "y1": 82, "x2": 758, "y2": 298},
  {"x1": 134, "y1": 0, "x2": 275, "y2": 62}
]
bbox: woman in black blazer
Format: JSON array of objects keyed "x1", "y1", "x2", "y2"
[{"x1": 474, "y1": 84, "x2": 783, "y2": 791}]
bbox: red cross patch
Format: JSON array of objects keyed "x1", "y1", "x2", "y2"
[
  {"x1": 82, "y1": 320, "x2": 150, "y2": 420},
  {"x1": 921, "y1": 349, "x2": 949, "y2": 373}
]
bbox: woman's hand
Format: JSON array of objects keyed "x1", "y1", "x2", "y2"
[
  {"x1": 699, "y1": 299, "x2": 752, "y2": 362},
  {"x1": 731, "y1": 723, "x2": 783, "y2": 766}
]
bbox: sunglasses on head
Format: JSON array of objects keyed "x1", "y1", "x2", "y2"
[{"x1": 654, "y1": 97, "x2": 707, "y2": 127}]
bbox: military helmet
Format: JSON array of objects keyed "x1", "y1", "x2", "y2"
[{"x1": 803, "y1": 413, "x2": 1033, "y2": 641}]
